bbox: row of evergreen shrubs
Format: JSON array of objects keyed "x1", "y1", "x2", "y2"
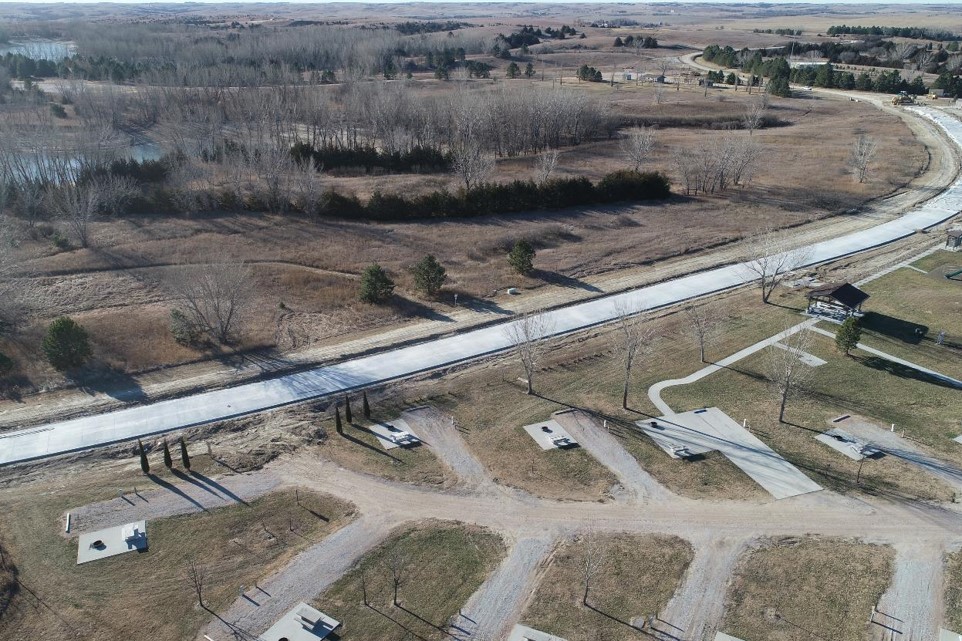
[
  {"x1": 321, "y1": 170, "x2": 671, "y2": 221},
  {"x1": 290, "y1": 142, "x2": 452, "y2": 174}
]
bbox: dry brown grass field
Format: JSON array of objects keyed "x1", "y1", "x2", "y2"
[
  {"x1": 521, "y1": 533, "x2": 694, "y2": 641},
  {"x1": 721, "y1": 537, "x2": 893, "y2": 641}
]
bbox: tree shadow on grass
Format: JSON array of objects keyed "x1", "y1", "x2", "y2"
[
  {"x1": 70, "y1": 362, "x2": 146, "y2": 403},
  {"x1": 389, "y1": 296, "x2": 453, "y2": 322},
  {"x1": 145, "y1": 473, "x2": 207, "y2": 512},
  {"x1": 338, "y1": 428, "x2": 404, "y2": 464},
  {"x1": 854, "y1": 354, "x2": 961, "y2": 389},
  {"x1": 364, "y1": 604, "x2": 429, "y2": 641},
  {"x1": 396, "y1": 604, "x2": 462, "y2": 639},
  {"x1": 533, "y1": 268, "x2": 602, "y2": 293},
  {"x1": 860, "y1": 312, "x2": 928, "y2": 345},
  {"x1": 190, "y1": 471, "x2": 251, "y2": 506}
]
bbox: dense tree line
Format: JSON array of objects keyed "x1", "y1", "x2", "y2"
[
  {"x1": 290, "y1": 142, "x2": 452, "y2": 174},
  {"x1": 827, "y1": 25, "x2": 961, "y2": 41},
  {"x1": 752, "y1": 28, "x2": 803, "y2": 36},
  {"x1": 614, "y1": 35, "x2": 658, "y2": 48},
  {"x1": 394, "y1": 21, "x2": 469, "y2": 35}
]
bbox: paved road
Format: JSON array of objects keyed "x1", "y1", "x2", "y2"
[{"x1": 1, "y1": 108, "x2": 961, "y2": 466}]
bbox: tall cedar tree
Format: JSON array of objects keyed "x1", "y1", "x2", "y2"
[
  {"x1": 42, "y1": 316, "x2": 92, "y2": 371},
  {"x1": 359, "y1": 263, "x2": 395, "y2": 303},
  {"x1": 138, "y1": 439, "x2": 150, "y2": 474},
  {"x1": 163, "y1": 439, "x2": 173, "y2": 469},
  {"x1": 835, "y1": 317, "x2": 862, "y2": 355},
  {"x1": 363, "y1": 391, "x2": 371, "y2": 419},
  {"x1": 412, "y1": 255, "x2": 447, "y2": 297},
  {"x1": 180, "y1": 437, "x2": 191, "y2": 470},
  {"x1": 509, "y1": 239, "x2": 536, "y2": 275}
]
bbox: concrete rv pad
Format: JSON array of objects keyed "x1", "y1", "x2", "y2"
[
  {"x1": 367, "y1": 418, "x2": 420, "y2": 450},
  {"x1": 714, "y1": 633, "x2": 747, "y2": 641},
  {"x1": 639, "y1": 408, "x2": 823, "y2": 500},
  {"x1": 815, "y1": 428, "x2": 880, "y2": 461},
  {"x1": 508, "y1": 624, "x2": 569, "y2": 641},
  {"x1": 523, "y1": 420, "x2": 579, "y2": 450},
  {"x1": 261, "y1": 602, "x2": 340, "y2": 641},
  {"x1": 76, "y1": 520, "x2": 147, "y2": 564}
]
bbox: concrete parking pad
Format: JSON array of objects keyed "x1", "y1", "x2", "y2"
[
  {"x1": 366, "y1": 418, "x2": 420, "y2": 450},
  {"x1": 639, "y1": 408, "x2": 823, "y2": 500},
  {"x1": 261, "y1": 602, "x2": 340, "y2": 641},
  {"x1": 815, "y1": 428, "x2": 879, "y2": 461},
  {"x1": 523, "y1": 420, "x2": 578, "y2": 450},
  {"x1": 76, "y1": 520, "x2": 147, "y2": 564},
  {"x1": 715, "y1": 633, "x2": 747, "y2": 641},
  {"x1": 941, "y1": 629, "x2": 962, "y2": 641},
  {"x1": 508, "y1": 624, "x2": 568, "y2": 641}
]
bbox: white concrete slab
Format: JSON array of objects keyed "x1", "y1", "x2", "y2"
[
  {"x1": 773, "y1": 342, "x2": 827, "y2": 367},
  {"x1": 640, "y1": 408, "x2": 823, "y2": 499},
  {"x1": 952, "y1": 434, "x2": 962, "y2": 446},
  {"x1": 941, "y1": 629, "x2": 962, "y2": 641},
  {"x1": 715, "y1": 633, "x2": 747, "y2": 641},
  {"x1": 366, "y1": 418, "x2": 420, "y2": 450},
  {"x1": 261, "y1": 602, "x2": 340, "y2": 641},
  {"x1": 4, "y1": 108, "x2": 962, "y2": 467},
  {"x1": 76, "y1": 520, "x2": 147, "y2": 564},
  {"x1": 523, "y1": 420, "x2": 578, "y2": 450},
  {"x1": 815, "y1": 428, "x2": 879, "y2": 461},
  {"x1": 508, "y1": 624, "x2": 569, "y2": 641}
]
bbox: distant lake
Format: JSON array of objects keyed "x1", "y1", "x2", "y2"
[{"x1": 0, "y1": 40, "x2": 75, "y2": 61}]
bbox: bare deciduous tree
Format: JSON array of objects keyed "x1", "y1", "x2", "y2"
[
  {"x1": 451, "y1": 138, "x2": 494, "y2": 190},
  {"x1": 504, "y1": 310, "x2": 554, "y2": 395},
  {"x1": 613, "y1": 300, "x2": 654, "y2": 409},
  {"x1": 741, "y1": 232, "x2": 812, "y2": 303},
  {"x1": 185, "y1": 557, "x2": 207, "y2": 609},
  {"x1": 49, "y1": 181, "x2": 102, "y2": 248},
  {"x1": 168, "y1": 256, "x2": 253, "y2": 344},
  {"x1": 536, "y1": 148, "x2": 559, "y2": 185},
  {"x1": 685, "y1": 302, "x2": 721, "y2": 363},
  {"x1": 619, "y1": 127, "x2": 655, "y2": 172},
  {"x1": 386, "y1": 549, "x2": 407, "y2": 606},
  {"x1": 767, "y1": 325, "x2": 815, "y2": 423},
  {"x1": 579, "y1": 527, "x2": 604, "y2": 606},
  {"x1": 743, "y1": 100, "x2": 767, "y2": 136},
  {"x1": 850, "y1": 135, "x2": 877, "y2": 184}
]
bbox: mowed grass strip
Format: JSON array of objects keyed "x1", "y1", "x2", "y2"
[
  {"x1": 522, "y1": 533, "x2": 693, "y2": 640},
  {"x1": 663, "y1": 333, "x2": 959, "y2": 500},
  {"x1": 0, "y1": 488, "x2": 354, "y2": 641},
  {"x1": 313, "y1": 520, "x2": 505, "y2": 641},
  {"x1": 722, "y1": 537, "x2": 893, "y2": 641}
]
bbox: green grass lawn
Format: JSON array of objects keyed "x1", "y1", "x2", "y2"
[{"x1": 313, "y1": 521, "x2": 505, "y2": 641}]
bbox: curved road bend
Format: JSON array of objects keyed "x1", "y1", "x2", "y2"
[{"x1": 1, "y1": 108, "x2": 961, "y2": 467}]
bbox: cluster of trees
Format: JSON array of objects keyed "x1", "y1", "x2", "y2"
[
  {"x1": 702, "y1": 46, "x2": 791, "y2": 96},
  {"x1": 674, "y1": 131, "x2": 762, "y2": 196},
  {"x1": 577, "y1": 64, "x2": 604, "y2": 82},
  {"x1": 290, "y1": 142, "x2": 452, "y2": 174},
  {"x1": 753, "y1": 28, "x2": 803, "y2": 36},
  {"x1": 933, "y1": 72, "x2": 962, "y2": 98},
  {"x1": 613, "y1": 35, "x2": 658, "y2": 48},
  {"x1": 505, "y1": 62, "x2": 536, "y2": 79},
  {"x1": 791, "y1": 64, "x2": 927, "y2": 95},
  {"x1": 826, "y1": 25, "x2": 961, "y2": 41},
  {"x1": 320, "y1": 170, "x2": 671, "y2": 221},
  {"x1": 394, "y1": 21, "x2": 468, "y2": 35}
]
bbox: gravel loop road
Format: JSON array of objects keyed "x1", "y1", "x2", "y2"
[
  {"x1": 553, "y1": 410, "x2": 672, "y2": 502},
  {"x1": 455, "y1": 534, "x2": 559, "y2": 641},
  {"x1": 66, "y1": 468, "x2": 283, "y2": 535}
]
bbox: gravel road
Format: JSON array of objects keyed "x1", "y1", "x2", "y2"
[
  {"x1": 67, "y1": 468, "x2": 283, "y2": 535},
  {"x1": 401, "y1": 406, "x2": 495, "y2": 490},
  {"x1": 871, "y1": 541, "x2": 943, "y2": 641},
  {"x1": 455, "y1": 534, "x2": 558, "y2": 641},
  {"x1": 650, "y1": 535, "x2": 753, "y2": 641},
  {"x1": 553, "y1": 410, "x2": 672, "y2": 502}
]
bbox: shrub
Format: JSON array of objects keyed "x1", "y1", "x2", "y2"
[
  {"x1": 50, "y1": 103, "x2": 67, "y2": 118},
  {"x1": 170, "y1": 309, "x2": 206, "y2": 347},
  {"x1": 51, "y1": 232, "x2": 70, "y2": 251},
  {"x1": 42, "y1": 316, "x2": 92, "y2": 371},
  {"x1": 359, "y1": 263, "x2": 395, "y2": 304}
]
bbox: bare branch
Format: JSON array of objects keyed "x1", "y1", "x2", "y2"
[
  {"x1": 167, "y1": 255, "x2": 253, "y2": 344},
  {"x1": 536, "y1": 148, "x2": 559, "y2": 185},
  {"x1": 767, "y1": 325, "x2": 816, "y2": 422},
  {"x1": 741, "y1": 231, "x2": 812, "y2": 303},
  {"x1": 503, "y1": 310, "x2": 554, "y2": 395},
  {"x1": 613, "y1": 299, "x2": 654, "y2": 409},
  {"x1": 850, "y1": 135, "x2": 877, "y2": 184},
  {"x1": 619, "y1": 127, "x2": 655, "y2": 172}
]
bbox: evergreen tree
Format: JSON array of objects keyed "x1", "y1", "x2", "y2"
[
  {"x1": 506, "y1": 62, "x2": 521, "y2": 79},
  {"x1": 163, "y1": 439, "x2": 173, "y2": 469},
  {"x1": 508, "y1": 239, "x2": 536, "y2": 275},
  {"x1": 42, "y1": 316, "x2": 92, "y2": 371},
  {"x1": 179, "y1": 437, "x2": 191, "y2": 471},
  {"x1": 359, "y1": 263, "x2": 396, "y2": 304},
  {"x1": 412, "y1": 254, "x2": 447, "y2": 297},
  {"x1": 363, "y1": 391, "x2": 371, "y2": 419},
  {"x1": 138, "y1": 439, "x2": 150, "y2": 475},
  {"x1": 344, "y1": 396, "x2": 353, "y2": 423},
  {"x1": 524, "y1": 62, "x2": 535, "y2": 78},
  {"x1": 835, "y1": 317, "x2": 862, "y2": 356},
  {"x1": 614, "y1": 36, "x2": 624, "y2": 47}
]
